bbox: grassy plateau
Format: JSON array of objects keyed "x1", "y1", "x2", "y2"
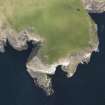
[{"x1": 0, "y1": 0, "x2": 93, "y2": 64}]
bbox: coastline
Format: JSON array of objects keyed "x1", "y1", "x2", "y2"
[{"x1": 0, "y1": 0, "x2": 104, "y2": 94}]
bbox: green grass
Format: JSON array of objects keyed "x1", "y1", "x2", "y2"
[{"x1": 0, "y1": 0, "x2": 92, "y2": 64}]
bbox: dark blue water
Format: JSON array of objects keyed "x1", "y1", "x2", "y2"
[
  {"x1": 50, "y1": 13, "x2": 105, "y2": 105},
  {"x1": 0, "y1": 41, "x2": 49, "y2": 105},
  {"x1": 1, "y1": 13, "x2": 105, "y2": 105}
]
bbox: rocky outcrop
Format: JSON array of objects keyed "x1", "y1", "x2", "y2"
[
  {"x1": 82, "y1": 0, "x2": 105, "y2": 13},
  {"x1": 0, "y1": 29, "x2": 7, "y2": 53},
  {"x1": 0, "y1": 26, "x2": 53, "y2": 94},
  {"x1": 27, "y1": 70, "x2": 53, "y2": 95}
]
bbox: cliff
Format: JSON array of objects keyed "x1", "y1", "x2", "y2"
[
  {"x1": 82, "y1": 0, "x2": 105, "y2": 13},
  {"x1": 0, "y1": 0, "x2": 104, "y2": 94}
]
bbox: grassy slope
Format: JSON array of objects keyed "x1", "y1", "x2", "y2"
[{"x1": 0, "y1": 0, "x2": 92, "y2": 64}]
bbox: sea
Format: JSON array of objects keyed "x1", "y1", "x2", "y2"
[{"x1": 1, "y1": 13, "x2": 105, "y2": 105}]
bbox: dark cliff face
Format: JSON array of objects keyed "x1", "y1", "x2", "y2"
[{"x1": 1, "y1": 13, "x2": 105, "y2": 105}]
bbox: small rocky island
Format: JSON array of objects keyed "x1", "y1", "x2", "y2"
[{"x1": 0, "y1": 0, "x2": 105, "y2": 95}]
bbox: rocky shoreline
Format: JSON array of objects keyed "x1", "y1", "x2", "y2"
[
  {"x1": 0, "y1": 0, "x2": 104, "y2": 95},
  {"x1": 82, "y1": 0, "x2": 105, "y2": 13}
]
